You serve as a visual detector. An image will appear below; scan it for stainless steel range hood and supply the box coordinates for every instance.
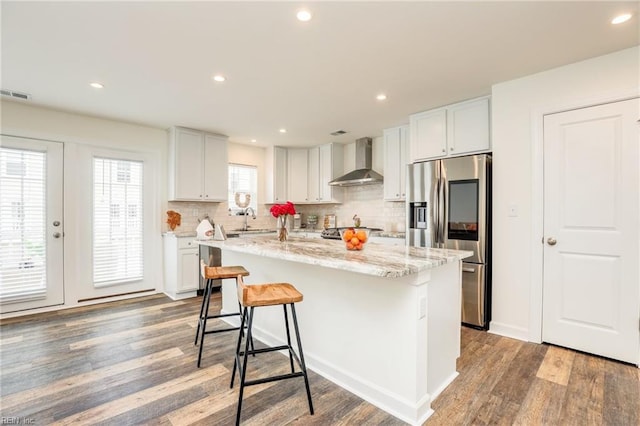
[329,137,383,186]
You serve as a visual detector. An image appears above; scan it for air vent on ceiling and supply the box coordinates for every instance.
[1,89,31,101]
[330,130,347,136]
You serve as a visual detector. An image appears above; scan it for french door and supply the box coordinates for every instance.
[0,136,64,314]
[542,98,639,364]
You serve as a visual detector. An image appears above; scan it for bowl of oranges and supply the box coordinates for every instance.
[339,227,370,251]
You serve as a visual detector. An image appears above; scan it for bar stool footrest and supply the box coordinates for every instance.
[204,326,241,335]
[244,371,305,387]
[206,312,241,320]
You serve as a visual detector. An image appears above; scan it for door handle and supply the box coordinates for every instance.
[462,267,475,273]
[547,237,557,246]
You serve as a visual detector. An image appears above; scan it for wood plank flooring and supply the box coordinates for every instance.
[1,294,638,425]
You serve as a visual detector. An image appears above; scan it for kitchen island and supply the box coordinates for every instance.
[199,235,471,425]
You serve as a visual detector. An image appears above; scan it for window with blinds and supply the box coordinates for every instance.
[93,158,143,287]
[0,148,47,302]
[228,164,258,213]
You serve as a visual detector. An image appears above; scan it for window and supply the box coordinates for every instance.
[0,148,47,300]
[228,164,257,214]
[93,158,143,286]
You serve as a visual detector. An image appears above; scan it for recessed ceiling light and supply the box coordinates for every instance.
[279,128,287,133]
[376,93,387,101]
[251,139,257,143]
[90,82,104,89]
[296,10,312,22]
[612,13,632,24]
[212,74,226,82]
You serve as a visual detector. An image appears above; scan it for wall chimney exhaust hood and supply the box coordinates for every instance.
[329,137,383,187]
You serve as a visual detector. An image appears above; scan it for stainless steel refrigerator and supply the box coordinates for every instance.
[406,154,491,329]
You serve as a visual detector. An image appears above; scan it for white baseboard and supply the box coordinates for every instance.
[488,321,529,342]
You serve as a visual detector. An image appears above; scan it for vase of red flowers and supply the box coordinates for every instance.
[270,201,296,242]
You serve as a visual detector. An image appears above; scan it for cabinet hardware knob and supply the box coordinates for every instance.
[450,147,454,151]
[442,149,445,152]
[53,220,61,227]
[53,232,61,238]
[547,237,557,246]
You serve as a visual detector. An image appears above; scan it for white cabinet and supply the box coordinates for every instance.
[270,143,343,204]
[308,143,343,203]
[383,125,409,201]
[447,97,491,155]
[410,109,447,161]
[265,146,288,203]
[168,126,228,201]
[409,96,490,162]
[163,234,199,300]
[287,148,309,202]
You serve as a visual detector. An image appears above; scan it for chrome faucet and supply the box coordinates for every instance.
[242,207,256,231]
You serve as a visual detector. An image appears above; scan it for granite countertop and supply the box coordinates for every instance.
[373,231,406,239]
[199,234,471,278]
[163,231,197,237]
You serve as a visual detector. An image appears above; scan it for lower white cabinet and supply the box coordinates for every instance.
[163,234,199,300]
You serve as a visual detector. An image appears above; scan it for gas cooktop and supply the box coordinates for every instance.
[320,227,384,240]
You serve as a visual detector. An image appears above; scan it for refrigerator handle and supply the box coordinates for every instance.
[434,176,440,245]
[439,176,447,246]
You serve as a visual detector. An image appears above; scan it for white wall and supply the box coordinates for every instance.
[490,46,639,340]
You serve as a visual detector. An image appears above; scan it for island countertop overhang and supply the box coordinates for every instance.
[198,235,472,278]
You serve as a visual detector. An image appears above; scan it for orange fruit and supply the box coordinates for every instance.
[343,230,354,241]
[346,242,354,250]
[356,230,367,242]
[350,237,359,245]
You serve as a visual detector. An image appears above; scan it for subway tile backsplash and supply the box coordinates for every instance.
[166,185,405,234]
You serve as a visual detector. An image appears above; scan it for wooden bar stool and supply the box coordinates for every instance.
[231,275,314,426]
[195,260,251,368]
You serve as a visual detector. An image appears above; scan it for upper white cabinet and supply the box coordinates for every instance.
[265,146,288,203]
[168,126,228,202]
[266,143,343,204]
[287,148,309,202]
[308,143,343,203]
[383,125,408,201]
[409,96,490,162]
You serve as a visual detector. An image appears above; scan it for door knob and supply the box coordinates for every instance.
[53,220,61,227]
[547,237,557,246]
[53,232,61,238]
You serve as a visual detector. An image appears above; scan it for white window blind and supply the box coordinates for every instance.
[0,147,47,301]
[228,164,258,213]
[93,158,143,286]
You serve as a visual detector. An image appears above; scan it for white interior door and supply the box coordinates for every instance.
[542,98,639,364]
[0,136,64,314]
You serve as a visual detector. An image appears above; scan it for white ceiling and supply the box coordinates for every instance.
[1,1,638,148]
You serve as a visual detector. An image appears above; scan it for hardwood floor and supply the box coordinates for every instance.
[1,294,638,425]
